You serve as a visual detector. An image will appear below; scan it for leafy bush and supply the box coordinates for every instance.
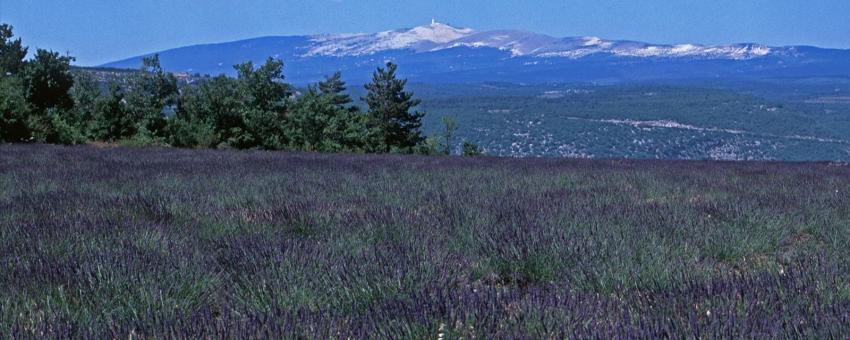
[0,76,29,142]
[166,118,217,148]
[118,127,166,147]
[462,141,483,156]
[26,108,85,145]
[415,136,446,155]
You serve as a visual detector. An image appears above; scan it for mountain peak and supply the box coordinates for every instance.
[402,21,474,43]
[305,21,474,57]
[100,22,848,84]
[425,19,469,31]
[303,24,782,60]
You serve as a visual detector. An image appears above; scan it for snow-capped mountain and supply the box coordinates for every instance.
[102,22,849,84]
[302,22,774,60]
[305,21,475,56]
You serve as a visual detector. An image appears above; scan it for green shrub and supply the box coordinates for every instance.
[462,141,483,156]
[0,76,30,142]
[415,136,445,155]
[166,118,218,148]
[27,108,85,145]
[118,127,166,147]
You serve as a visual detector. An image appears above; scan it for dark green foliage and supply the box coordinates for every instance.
[166,118,217,148]
[415,136,446,155]
[364,62,426,152]
[0,76,29,141]
[90,84,134,141]
[125,55,178,138]
[0,21,442,153]
[69,71,101,137]
[462,141,483,156]
[26,108,85,144]
[242,107,289,149]
[319,71,354,107]
[414,117,458,156]
[2,145,850,337]
[0,24,27,76]
[234,58,292,149]
[0,24,33,142]
[171,63,371,152]
[174,75,243,147]
[21,49,75,112]
[235,58,289,113]
[289,88,344,151]
[171,59,289,150]
[287,74,367,152]
[15,49,81,143]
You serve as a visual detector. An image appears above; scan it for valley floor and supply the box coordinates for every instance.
[1,144,849,337]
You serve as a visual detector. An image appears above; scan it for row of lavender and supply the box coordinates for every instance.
[1,144,849,337]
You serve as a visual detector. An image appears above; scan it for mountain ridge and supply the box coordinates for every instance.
[101,22,850,84]
[299,22,781,60]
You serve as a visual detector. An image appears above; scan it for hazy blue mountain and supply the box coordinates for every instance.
[102,22,850,84]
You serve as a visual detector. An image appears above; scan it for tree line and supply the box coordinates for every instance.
[0,24,482,155]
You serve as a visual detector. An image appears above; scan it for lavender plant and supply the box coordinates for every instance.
[1,144,848,338]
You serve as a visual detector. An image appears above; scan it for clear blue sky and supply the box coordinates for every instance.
[2,0,849,66]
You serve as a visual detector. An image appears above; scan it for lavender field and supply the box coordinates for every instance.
[1,144,849,338]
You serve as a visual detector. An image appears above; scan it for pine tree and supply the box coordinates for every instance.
[318,71,354,107]
[363,62,425,153]
[290,73,367,152]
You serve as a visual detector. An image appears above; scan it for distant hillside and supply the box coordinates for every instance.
[102,22,850,84]
[407,81,850,161]
[71,66,210,86]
